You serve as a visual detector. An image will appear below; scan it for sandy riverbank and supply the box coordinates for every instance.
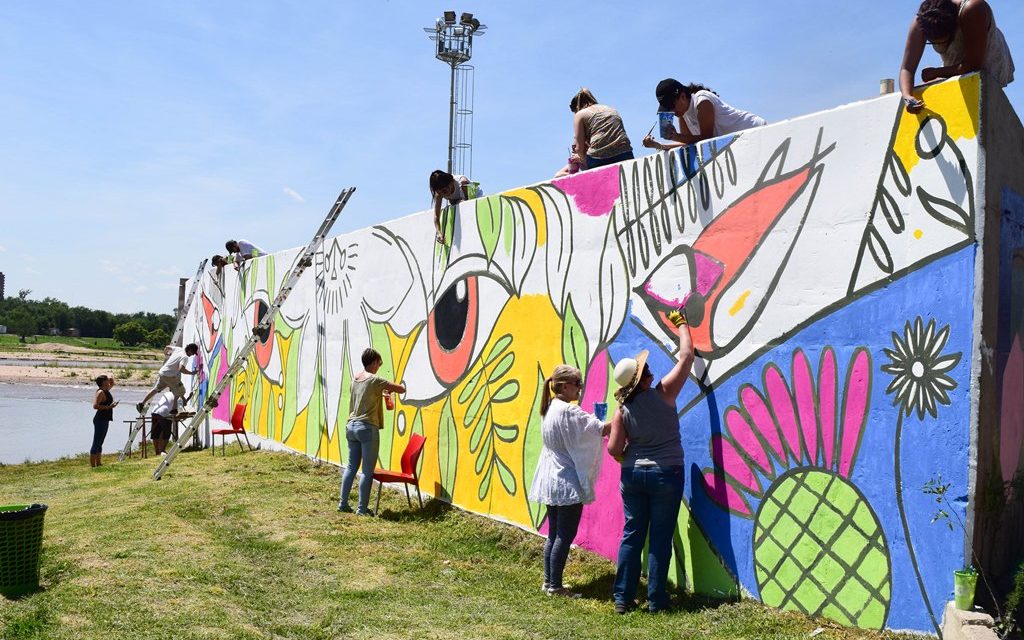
[0,341,163,387]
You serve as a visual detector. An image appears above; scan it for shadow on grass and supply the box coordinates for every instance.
[378,498,453,523]
[572,572,735,613]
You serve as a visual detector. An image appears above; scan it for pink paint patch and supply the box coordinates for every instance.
[792,350,818,465]
[1000,335,1024,483]
[580,350,609,413]
[693,250,724,296]
[711,435,761,494]
[819,349,837,470]
[702,471,752,517]
[212,347,230,422]
[765,365,801,463]
[741,386,785,460]
[573,451,625,560]
[838,349,870,478]
[552,165,621,217]
[725,407,772,474]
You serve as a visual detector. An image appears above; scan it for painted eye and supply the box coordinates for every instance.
[253,298,274,367]
[427,276,479,385]
[201,293,220,348]
[635,245,721,339]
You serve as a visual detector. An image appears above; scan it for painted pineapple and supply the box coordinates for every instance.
[703,347,892,629]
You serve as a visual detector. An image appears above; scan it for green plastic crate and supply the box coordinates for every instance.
[0,503,47,598]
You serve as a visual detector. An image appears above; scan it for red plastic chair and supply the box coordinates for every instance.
[211,403,253,456]
[373,434,427,513]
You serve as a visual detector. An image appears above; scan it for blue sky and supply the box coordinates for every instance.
[1,1,1022,313]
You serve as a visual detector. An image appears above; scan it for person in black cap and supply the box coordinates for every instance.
[642,79,765,151]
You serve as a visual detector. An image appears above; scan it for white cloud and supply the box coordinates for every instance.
[283,186,306,203]
[24,266,39,275]
[134,285,149,294]
[0,244,6,252]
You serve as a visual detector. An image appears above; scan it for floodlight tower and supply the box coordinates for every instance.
[424,11,486,176]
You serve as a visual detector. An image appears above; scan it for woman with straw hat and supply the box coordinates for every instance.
[607,311,694,614]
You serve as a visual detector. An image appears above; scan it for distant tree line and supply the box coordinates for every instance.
[0,289,176,346]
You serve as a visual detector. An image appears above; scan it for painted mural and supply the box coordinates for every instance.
[181,75,988,633]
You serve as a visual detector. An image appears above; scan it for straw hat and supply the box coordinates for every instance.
[613,350,649,403]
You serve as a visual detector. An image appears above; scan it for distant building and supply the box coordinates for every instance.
[64,328,81,337]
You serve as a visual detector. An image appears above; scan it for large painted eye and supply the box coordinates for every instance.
[635,244,721,340]
[253,298,274,367]
[427,276,479,385]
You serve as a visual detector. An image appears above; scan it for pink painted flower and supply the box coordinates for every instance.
[702,347,872,517]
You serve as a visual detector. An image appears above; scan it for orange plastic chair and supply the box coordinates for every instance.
[211,403,253,456]
[372,434,427,513]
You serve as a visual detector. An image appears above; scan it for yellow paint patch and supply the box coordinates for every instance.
[914,229,924,240]
[505,187,547,246]
[729,290,752,317]
[893,74,980,174]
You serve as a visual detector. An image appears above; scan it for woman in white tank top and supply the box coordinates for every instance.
[899,0,1014,113]
[642,78,765,152]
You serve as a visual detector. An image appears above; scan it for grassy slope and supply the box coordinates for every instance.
[0,451,921,640]
[0,336,160,357]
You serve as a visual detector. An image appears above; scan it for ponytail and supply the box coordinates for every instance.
[540,377,555,416]
[683,83,718,97]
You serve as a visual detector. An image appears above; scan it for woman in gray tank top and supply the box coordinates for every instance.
[607,313,695,613]
[569,88,634,171]
[899,0,1014,113]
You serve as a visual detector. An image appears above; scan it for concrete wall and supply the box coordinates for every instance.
[183,74,1017,633]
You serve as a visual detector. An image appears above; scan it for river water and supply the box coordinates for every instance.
[0,382,147,464]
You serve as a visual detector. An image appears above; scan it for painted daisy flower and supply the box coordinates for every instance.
[880,318,961,420]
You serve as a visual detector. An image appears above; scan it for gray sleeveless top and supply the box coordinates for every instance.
[934,0,1014,87]
[620,387,684,468]
[582,104,633,159]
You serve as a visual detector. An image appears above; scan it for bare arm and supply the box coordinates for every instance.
[607,407,626,461]
[573,110,589,168]
[658,323,695,405]
[93,390,115,411]
[383,380,406,394]
[900,19,927,108]
[662,100,716,146]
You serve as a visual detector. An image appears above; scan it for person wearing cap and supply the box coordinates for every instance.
[90,375,118,467]
[528,364,611,598]
[569,88,634,171]
[607,310,694,614]
[899,0,1013,114]
[642,79,765,152]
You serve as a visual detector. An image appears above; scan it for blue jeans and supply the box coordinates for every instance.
[613,465,684,611]
[543,503,583,589]
[586,150,634,170]
[91,417,110,455]
[339,420,380,513]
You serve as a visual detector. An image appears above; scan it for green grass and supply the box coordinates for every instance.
[0,452,921,640]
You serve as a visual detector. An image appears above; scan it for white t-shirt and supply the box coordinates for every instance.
[235,240,265,257]
[159,347,191,378]
[682,90,766,138]
[151,391,176,418]
[527,399,605,506]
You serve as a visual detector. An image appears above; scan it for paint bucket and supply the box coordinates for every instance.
[954,569,977,610]
[593,402,608,421]
[384,393,395,411]
[658,112,675,138]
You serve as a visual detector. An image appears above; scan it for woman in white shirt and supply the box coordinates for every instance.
[642,78,766,151]
[528,364,610,598]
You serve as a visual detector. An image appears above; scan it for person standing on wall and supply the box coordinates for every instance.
[430,170,482,245]
[642,79,765,152]
[136,343,199,413]
[91,375,118,467]
[570,88,634,171]
[899,0,1014,113]
[338,348,406,516]
[607,310,694,614]
[528,364,611,598]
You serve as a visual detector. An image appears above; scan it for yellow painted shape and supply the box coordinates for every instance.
[914,229,924,240]
[382,321,425,469]
[894,75,980,173]
[505,187,547,246]
[729,290,752,317]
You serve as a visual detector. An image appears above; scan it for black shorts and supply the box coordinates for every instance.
[150,414,173,440]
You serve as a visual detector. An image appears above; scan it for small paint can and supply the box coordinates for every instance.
[658,112,675,138]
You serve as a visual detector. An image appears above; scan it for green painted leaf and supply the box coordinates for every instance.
[523,367,548,530]
[490,379,520,404]
[437,395,458,502]
[474,430,492,475]
[487,352,515,384]
[305,358,325,456]
[502,197,516,255]
[485,334,513,366]
[457,368,484,404]
[561,296,590,373]
[468,405,491,453]
[476,195,502,262]
[280,322,301,443]
[368,320,395,465]
[495,454,517,496]
[494,423,519,443]
[463,384,487,428]
[478,462,494,502]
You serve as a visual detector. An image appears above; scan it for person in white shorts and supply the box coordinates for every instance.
[137,343,199,413]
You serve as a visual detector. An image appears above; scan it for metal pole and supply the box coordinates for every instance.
[447,63,456,174]
[176,278,188,346]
